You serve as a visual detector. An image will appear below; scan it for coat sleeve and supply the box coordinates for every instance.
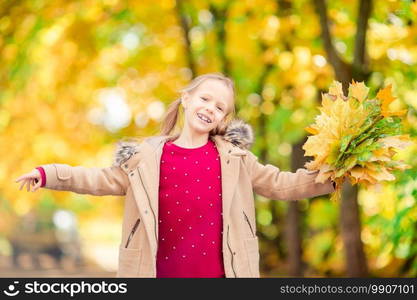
[39,163,129,196]
[243,151,335,201]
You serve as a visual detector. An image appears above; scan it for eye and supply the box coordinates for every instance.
[217,106,223,111]
[200,97,207,101]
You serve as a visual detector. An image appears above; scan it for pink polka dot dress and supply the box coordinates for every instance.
[156,139,225,278]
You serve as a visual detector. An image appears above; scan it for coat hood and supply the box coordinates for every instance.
[113,119,254,166]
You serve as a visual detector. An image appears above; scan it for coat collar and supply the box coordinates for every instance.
[113,119,254,167]
[113,119,254,242]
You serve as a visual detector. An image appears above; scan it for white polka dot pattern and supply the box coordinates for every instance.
[156,139,225,278]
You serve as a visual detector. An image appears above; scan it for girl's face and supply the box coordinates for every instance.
[182,79,233,135]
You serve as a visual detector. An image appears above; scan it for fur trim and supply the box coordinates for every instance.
[113,138,141,167]
[113,119,254,166]
[222,119,254,150]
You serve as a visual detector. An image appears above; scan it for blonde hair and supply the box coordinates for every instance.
[160,72,236,137]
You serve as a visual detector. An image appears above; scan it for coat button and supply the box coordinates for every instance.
[227,160,230,164]
[228,150,231,153]
[233,252,236,255]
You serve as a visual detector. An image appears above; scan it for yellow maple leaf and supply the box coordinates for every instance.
[348,80,369,102]
[365,162,396,182]
[376,84,395,106]
[303,84,370,180]
[382,110,407,117]
[375,84,406,117]
[305,126,319,135]
[328,81,344,98]
[369,147,391,162]
[303,80,412,200]
[377,135,413,150]
[310,163,335,183]
[393,161,411,171]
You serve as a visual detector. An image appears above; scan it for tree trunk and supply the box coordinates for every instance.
[340,181,368,276]
[174,0,196,77]
[275,0,307,277]
[209,1,234,77]
[285,201,302,276]
[286,137,309,276]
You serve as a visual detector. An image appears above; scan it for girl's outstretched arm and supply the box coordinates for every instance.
[16,164,129,196]
[244,151,335,201]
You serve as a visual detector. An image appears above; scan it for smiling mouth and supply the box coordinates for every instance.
[197,113,212,124]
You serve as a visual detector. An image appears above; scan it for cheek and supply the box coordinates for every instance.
[213,113,225,124]
[218,111,227,119]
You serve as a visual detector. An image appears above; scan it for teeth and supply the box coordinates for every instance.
[197,113,211,123]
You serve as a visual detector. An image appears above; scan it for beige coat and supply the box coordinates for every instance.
[39,120,334,277]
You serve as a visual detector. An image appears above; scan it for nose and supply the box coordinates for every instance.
[204,103,215,115]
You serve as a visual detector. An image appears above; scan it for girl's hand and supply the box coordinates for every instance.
[15,169,42,192]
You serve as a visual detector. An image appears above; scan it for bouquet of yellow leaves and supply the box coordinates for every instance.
[302,80,413,201]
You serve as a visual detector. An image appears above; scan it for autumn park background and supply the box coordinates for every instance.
[1,0,417,277]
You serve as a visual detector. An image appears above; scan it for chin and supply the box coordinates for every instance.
[191,122,214,135]
[193,126,212,135]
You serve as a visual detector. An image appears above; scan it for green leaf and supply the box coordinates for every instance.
[357,151,372,162]
[340,135,353,153]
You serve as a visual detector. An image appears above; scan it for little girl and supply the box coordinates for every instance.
[15,72,336,278]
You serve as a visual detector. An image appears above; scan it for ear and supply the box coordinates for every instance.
[181,93,189,109]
